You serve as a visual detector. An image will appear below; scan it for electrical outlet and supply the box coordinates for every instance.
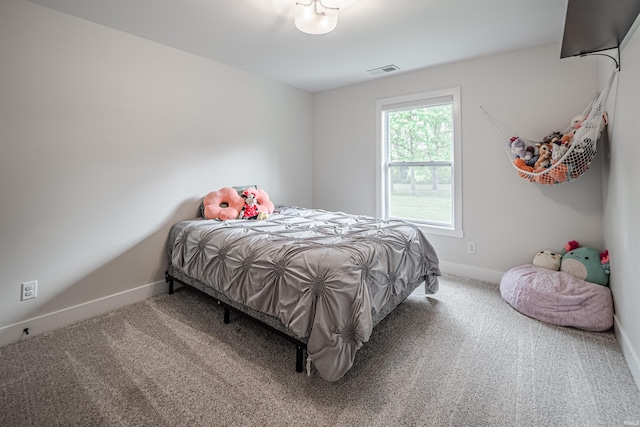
[21,281,37,301]
[467,242,476,254]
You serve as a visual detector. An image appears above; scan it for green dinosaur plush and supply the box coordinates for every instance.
[561,240,610,286]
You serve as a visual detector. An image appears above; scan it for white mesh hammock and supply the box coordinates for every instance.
[482,70,618,185]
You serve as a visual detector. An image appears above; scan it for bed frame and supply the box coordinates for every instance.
[165,264,429,375]
[165,268,308,372]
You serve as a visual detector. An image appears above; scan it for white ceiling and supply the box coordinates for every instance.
[28,0,569,93]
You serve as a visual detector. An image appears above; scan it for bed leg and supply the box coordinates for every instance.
[296,345,304,373]
[165,272,174,295]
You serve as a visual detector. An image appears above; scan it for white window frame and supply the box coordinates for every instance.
[376,87,463,238]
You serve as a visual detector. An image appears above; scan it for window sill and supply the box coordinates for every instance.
[416,223,463,238]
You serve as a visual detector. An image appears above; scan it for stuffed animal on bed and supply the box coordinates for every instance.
[560,240,610,286]
[240,190,260,219]
[242,187,275,215]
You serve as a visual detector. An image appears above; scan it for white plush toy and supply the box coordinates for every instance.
[551,140,569,162]
[510,137,532,161]
[532,250,561,271]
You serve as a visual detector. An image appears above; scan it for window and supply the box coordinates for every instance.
[376,87,462,238]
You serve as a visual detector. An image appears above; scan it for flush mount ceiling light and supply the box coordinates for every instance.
[294,0,340,35]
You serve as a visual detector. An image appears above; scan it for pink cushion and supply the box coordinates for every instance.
[500,264,613,331]
[202,187,245,220]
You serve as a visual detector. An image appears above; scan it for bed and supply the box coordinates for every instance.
[165,206,440,381]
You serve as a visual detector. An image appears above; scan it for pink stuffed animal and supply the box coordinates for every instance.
[570,114,587,130]
[242,187,275,214]
[240,191,260,219]
[202,187,245,220]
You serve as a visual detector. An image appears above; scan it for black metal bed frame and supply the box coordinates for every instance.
[165,272,307,373]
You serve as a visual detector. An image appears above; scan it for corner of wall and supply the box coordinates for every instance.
[614,315,640,392]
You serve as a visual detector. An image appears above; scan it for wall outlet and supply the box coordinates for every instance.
[467,242,476,254]
[21,280,37,301]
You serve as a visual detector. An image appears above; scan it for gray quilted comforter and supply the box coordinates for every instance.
[169,206,440,381]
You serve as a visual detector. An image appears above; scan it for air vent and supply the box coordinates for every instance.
[367,64,400,76]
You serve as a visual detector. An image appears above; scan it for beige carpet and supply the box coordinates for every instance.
[1,274,639,426]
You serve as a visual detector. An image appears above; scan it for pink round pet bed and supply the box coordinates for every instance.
[500,264,613,331]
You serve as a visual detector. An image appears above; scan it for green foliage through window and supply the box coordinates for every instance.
[385,102,454,226]
[388,104,453,163]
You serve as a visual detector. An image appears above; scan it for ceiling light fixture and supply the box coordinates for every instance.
[294,0,340,35]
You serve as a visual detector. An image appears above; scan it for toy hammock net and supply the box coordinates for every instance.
[481,70,617,185]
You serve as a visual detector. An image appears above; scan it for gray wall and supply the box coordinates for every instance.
[0,0,313,334]
[312,43,603,280]
[602,25,640,388]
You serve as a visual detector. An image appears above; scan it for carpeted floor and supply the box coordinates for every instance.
[1,274,639,426]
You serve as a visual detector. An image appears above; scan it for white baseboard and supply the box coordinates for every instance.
[4,270,638,394]
[0,280,169,348]
[614,314,640,392]
[439,261,504,284]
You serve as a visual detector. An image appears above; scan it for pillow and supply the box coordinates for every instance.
[232,185,257,195]
[201,187,245,220]
[500,264,613,331]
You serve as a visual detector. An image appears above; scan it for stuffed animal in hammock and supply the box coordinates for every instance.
[534,142,552,170]
[551,139,569,162]
[509,137,532,161]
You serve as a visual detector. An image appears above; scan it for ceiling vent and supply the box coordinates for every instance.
[367,64,400,76]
